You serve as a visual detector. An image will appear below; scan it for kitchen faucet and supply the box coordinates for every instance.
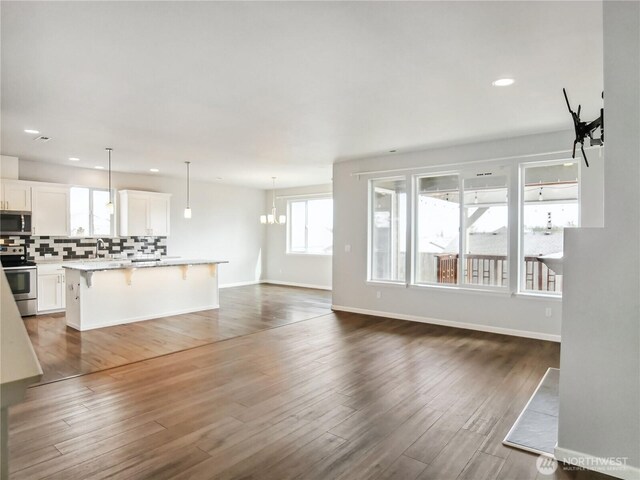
[95,238,106,258]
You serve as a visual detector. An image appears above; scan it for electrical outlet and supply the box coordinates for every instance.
[545,307,552,317]
[376,291,381,299]
[344,244,351,253]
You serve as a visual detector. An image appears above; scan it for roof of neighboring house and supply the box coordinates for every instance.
[428,230,564,256]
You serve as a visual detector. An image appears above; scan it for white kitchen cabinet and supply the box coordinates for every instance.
[37,264,66,313]
[119,190,171,236]
[32,185,70,236]
[0,180,32,211]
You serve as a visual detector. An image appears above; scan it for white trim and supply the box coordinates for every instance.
[331,304,561,342]
[36,308,65,315]
[503,367,558,457]
[554,446,640,480]
[218,280,261,289]
[350,146,598,178]
[67,304,219,331]
[276,192,332,200]
[263,280,331,291]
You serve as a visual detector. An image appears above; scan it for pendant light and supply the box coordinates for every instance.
[105,148,114,215]
[184,161,192,219]
[260,177,286,225]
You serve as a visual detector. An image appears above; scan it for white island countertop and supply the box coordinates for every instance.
[63,258,228,331]
[62,258,228,272]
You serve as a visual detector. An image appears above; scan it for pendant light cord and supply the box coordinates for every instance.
[186,161,191,208]
[106,147,112,203]
[272,177,276,210]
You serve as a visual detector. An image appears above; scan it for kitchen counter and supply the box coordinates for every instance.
[34,255,182,265]
[63,258,228,331]
[62,258,227,272]
[1,270,43,477]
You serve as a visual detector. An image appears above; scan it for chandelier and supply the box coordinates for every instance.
[260,177,286,225]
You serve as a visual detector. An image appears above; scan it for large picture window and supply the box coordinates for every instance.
[462,175,509,287]
[70,187,114,237]
[415,174,460,284]
[370,178,406,282]
[367,159,579,297]
[287,197,333,255]
[520,162,579,294]
[414,173,509,288]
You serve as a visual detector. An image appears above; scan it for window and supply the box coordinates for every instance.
[370,178,406,282]
[414,173,509,288]
[462,175,509,287]
[415,174,460,284]
[367,158,579,297]
[70,187,114,237]
[520,162,579,294]
[287,197,333,255]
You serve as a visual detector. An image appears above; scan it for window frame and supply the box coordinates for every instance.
[366,157,580,299]
[517,159,580,296]
[69,186,116,238]
[286,196,333,256]
[367,176,408,284]
[411,169,511,292]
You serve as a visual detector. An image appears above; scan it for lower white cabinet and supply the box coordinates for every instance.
[37,264,66,313]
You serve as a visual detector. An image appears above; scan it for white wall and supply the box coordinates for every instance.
[263,184,332,289]
[557,2,640,477]
[18,159,266,287]
[332,130,604,340]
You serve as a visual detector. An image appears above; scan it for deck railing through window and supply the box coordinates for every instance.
[428,254,561,292]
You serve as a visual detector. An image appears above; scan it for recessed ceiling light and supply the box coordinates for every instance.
[492,78,515,87]
[564,162,575,167]
[69,157,80,162]
[94,166,104,170]
[24,129,39,134]
[149,168,159,172]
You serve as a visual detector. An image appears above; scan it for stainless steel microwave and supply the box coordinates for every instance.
[0,211,32,235]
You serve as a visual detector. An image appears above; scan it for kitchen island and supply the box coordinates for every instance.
[63,259,227,331]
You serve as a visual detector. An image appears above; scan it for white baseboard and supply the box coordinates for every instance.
[219,280,261,289]
[331,304,561,342]
[555,446,640,480]
[262,280,332,291]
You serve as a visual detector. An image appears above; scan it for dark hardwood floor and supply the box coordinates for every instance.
[24,284,332,384]
[10,301,610,480]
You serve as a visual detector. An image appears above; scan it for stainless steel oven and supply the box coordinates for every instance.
[1,245,37,316]
[0,210,32,235]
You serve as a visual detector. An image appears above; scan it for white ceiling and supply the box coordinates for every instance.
[1,1,603,189]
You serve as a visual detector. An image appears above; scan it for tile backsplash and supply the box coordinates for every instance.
[0,236,167,261]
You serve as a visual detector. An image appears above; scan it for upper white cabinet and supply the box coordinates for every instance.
[32,185,70,236]
[0,180,32,211]
[119,190,171,236]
